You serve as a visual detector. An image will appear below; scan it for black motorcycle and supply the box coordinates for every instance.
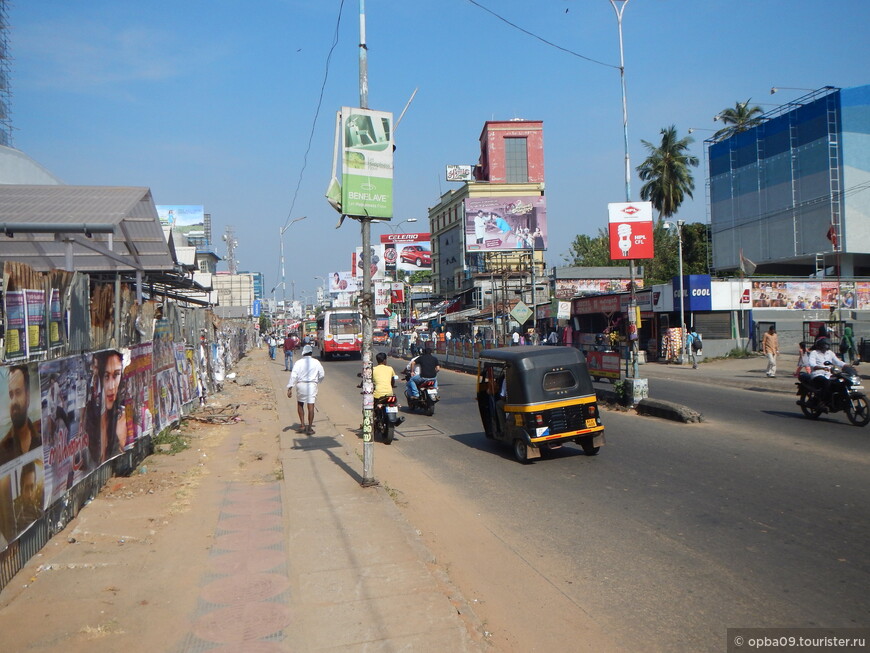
[796,365,870,426]
[373,395,404,444]
[403,372,438,416]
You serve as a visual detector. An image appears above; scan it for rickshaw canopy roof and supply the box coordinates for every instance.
[478,346,596,404]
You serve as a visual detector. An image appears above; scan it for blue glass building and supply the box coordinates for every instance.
[709,85,870,276]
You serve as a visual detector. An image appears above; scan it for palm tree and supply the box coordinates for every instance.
[713,99,764,140]
[636,125,699,220]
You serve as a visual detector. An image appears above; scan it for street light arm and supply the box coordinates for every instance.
[281,215,307,234]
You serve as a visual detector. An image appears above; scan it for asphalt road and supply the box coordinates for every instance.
[326,354,870,651]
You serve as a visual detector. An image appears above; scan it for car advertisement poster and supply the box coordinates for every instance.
[607,202,654,260]
[341,107,394,219]
[380,233,432,272]
[465,196,548,252]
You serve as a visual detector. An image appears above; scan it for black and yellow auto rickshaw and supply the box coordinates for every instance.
[475,346,605,463]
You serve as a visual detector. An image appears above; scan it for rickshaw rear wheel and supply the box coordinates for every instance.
[579,435,600,456]
[513,439,530,463]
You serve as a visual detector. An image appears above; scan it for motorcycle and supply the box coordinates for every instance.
[796,365,870,426]
[373,395,404,444]
[403,371,438,416]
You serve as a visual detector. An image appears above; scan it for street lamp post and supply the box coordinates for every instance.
[280,216,307,317]
[610,0,641,381]
[664,220,686,363]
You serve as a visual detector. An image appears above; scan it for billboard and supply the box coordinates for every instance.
[341,107,394,219]
[329,271,361,294]
[554,278,641,300]
[156,205,207,242]
[446,165,473,182]
[464,196,548,252]
[352,246,387,281]
[380,233,432,272]
[608,202,654,260]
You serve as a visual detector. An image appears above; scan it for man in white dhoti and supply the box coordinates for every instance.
[287,345,325,434]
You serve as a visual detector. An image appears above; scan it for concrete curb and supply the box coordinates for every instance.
[635,398,704,423]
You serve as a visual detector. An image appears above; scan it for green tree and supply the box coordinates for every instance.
[563,230,617,267]
[407,269,432,285]
[713,99,764,140]
[637,126,699,220]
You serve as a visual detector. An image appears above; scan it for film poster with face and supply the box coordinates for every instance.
[0,363,45,547]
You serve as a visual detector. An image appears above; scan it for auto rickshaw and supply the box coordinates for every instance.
[475,346,605,463]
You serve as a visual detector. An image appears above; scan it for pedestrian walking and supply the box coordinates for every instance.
[762,325,779,377]
[283,332,299,371]
[511,331,520,346]
[287,345,325,434]
[686,328,702,369]
[839,326,857,364]
[268,333,278,360]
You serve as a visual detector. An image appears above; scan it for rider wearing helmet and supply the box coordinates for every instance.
[808,338,847,403]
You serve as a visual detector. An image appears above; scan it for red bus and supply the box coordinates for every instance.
[317,308,362,360]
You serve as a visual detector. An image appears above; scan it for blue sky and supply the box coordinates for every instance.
[11,1,870,301]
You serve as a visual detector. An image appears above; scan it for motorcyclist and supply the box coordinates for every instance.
[808,338,848,404]
[373,352,398,400]
[406,347,439,398]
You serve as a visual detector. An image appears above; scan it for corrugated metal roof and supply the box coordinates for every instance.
[0,185,175,272]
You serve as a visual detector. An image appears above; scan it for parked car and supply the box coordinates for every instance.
[399,245,431,267]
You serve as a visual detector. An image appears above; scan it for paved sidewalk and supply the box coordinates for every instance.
[272,360,486,651]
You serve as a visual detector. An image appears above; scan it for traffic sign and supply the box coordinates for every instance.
[510,300,533,324]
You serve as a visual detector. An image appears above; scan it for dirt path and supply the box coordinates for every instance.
[0,353,282,651]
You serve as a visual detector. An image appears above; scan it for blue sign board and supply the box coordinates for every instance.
[252,299,262,317]
[672,275,712,312]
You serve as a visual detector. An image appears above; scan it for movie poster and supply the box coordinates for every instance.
[25,289,47,356]
[125,343,154,445]
[0,363,45,544]
[49,288,64,349]
[39,355,93,504]
[3,291,27,361]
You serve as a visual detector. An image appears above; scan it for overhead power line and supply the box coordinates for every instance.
[465,0,618,70]
[282,0,346,232]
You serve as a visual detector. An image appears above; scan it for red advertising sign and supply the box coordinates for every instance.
[585,350,622,380]
[607,202,655,260]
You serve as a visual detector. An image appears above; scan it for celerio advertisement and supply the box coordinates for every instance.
[380,233,432,272]
[341,107,394,219]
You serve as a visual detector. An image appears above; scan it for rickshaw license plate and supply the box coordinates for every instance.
[585,418,597,428]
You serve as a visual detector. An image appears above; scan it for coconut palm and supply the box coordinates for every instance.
[636,125,699,220]
[713,99,764,140]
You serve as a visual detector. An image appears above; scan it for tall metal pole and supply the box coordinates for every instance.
[280,229,286,313]
[610,0,638,379]
[677,220,686,364]
[358,0,376,486]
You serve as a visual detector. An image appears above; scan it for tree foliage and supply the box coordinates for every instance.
[636,125,699,220]
[713,99,764,140]
[563,221,710,286]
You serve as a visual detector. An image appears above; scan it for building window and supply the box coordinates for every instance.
[505,137,528,183]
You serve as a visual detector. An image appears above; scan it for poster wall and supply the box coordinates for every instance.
[464,196,548,252]
[750,280,868,309]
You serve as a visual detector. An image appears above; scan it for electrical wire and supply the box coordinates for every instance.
[281,0,346,233]
[465,0,618,70]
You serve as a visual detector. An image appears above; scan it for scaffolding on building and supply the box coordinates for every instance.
[0,0,13,146]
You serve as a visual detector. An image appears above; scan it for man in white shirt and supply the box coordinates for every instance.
[287,345,325,434]
[808,338,847,404]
